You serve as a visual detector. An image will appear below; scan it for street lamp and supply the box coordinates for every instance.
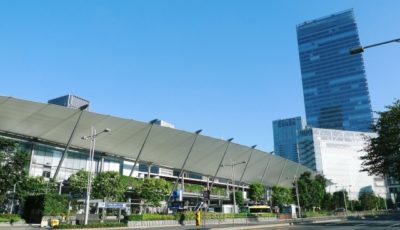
[81,127,111,225]
[287,176,301,218]
[220,160,246,214]
[349,38,400,55]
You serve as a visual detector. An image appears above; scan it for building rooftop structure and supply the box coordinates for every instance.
[48,94,90,111]
[0,96,315,187]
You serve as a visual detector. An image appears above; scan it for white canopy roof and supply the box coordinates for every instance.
[0,96,315,187]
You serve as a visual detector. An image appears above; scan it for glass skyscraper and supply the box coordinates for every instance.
[296,9,373,132]
[273,117,306,163]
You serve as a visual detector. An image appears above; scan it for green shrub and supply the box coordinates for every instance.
[0,214,22,222]
[23,194,68,223]
[211,187,226,195]
[303,211,331,218]
[143,214,175,221]
[127,213,176,221]
[251,213,276,218]
[178,212,195,220]
[127,211,275,222]
[184,184,204,193]
[43,194,68,216]
[54,221,127,229]
[127,214,143,221]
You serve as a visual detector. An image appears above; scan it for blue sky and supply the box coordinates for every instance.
[1,1,399,152]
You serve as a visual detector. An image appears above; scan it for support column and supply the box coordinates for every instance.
[28,143,36,177]
[100,156,105,173]
[147,163,152,179]
[276,160,288,185]
[129,120,157,181]
[167,130,202,202]
[260,156,272,184]
[53,105,88,181]
[209,138,233,191]
[226,181,230,197]
[181,172,185,191]
[238,145,256,185]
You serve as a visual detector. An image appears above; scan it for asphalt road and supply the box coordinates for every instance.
[138,215,400,230]
[272,220,400,230]
[258,215,400,230]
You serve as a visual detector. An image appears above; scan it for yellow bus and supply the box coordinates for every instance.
[248,205,272,214]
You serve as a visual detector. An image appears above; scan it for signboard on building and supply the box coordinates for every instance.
[98,202,128,209]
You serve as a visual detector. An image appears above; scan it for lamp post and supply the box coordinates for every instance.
[349,38,400,55]
[221,160,246,214]
[81,127,111,225]
[347,185,353,212]
[294,176,301,218]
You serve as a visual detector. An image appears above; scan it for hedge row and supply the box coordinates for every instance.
[54,221,127,229]
[303,211,332,218]
[127,213,176,221]
[127,212,276,221]
[0,214,22,222]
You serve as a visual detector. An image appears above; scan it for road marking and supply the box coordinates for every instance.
[389,223,400,228]
[355,223,368,226]
[313,219,343,223]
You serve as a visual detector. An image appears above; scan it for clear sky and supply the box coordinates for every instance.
[0,0,399,152]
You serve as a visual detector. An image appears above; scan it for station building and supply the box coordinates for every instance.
[0,96,314,206]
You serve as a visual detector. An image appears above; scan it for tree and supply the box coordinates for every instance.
[296,173,312,210]
[361,100,400,182]
[332,190,348,209]
[309,174,327,209]
[67,170,89,195]
[230,191,244,206]
[0,138,29,208]
[358,191,385,210]
[297,172,327,210]
[271,186,293,207]
[17,176,57,198]
[248,183,264,204]
[135,178,171,206]
[92,171,128,202]
[321,193,334,211]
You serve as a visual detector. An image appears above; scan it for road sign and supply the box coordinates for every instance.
[98,202,127,209]
[172,190,183,201]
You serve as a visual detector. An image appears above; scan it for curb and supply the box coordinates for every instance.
[210,223,290,230]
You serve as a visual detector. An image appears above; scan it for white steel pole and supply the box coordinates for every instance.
[84,127,96,225]
[232,160,236,214]
[294,176,301,218]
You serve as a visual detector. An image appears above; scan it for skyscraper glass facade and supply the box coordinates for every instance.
[297,9,373,132]
[273,117,306,163]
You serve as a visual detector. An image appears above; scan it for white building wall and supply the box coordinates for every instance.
[308,128,387,200]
